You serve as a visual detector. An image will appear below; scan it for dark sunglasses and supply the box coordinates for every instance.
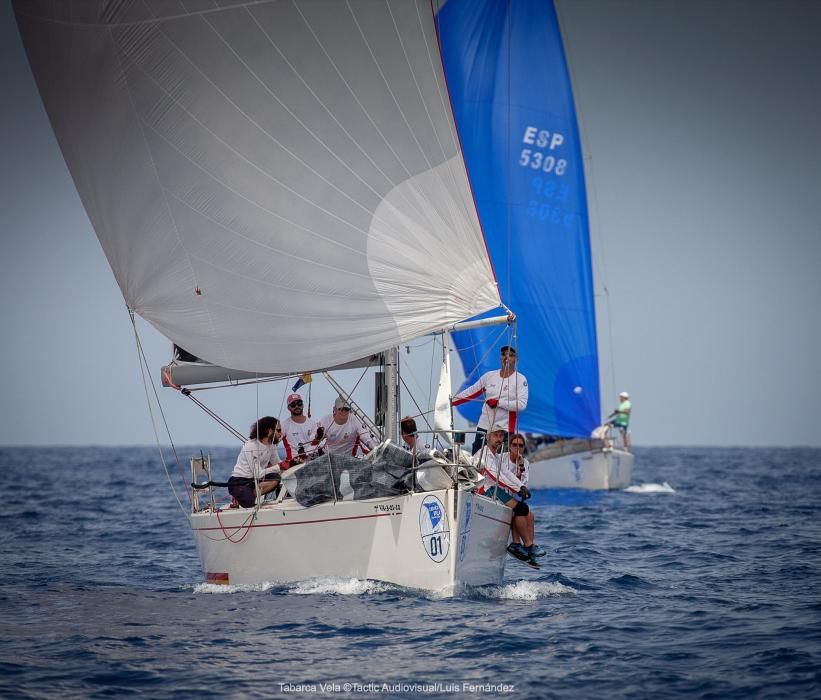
[288,401,303,408]
[510,441,525,447]
[338,406,351,412]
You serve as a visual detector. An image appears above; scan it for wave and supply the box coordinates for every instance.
[624,482,676,494]
[479,580,577,600]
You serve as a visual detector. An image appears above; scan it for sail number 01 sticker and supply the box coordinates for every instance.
[419,495,450,563]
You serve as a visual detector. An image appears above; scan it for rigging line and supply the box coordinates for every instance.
[398,374,434,434]
[398,347,434,408]
[214,508,257,543]
[143,19,432,254]
[183,390,246,442]
[460,324,510,382]
[129,311,190,517]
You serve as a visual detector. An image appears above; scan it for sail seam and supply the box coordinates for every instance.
[109,24,228,367]
[244,3,441,235]
[145,11,451,252]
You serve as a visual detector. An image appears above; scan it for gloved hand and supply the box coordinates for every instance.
[315,427,325,440]
[486,398,499,409]
[518,485,531,500]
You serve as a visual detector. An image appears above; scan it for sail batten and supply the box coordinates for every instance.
[16,0,500,373]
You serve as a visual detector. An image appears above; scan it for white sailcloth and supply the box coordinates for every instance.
[433,341,453,446]
[15,0,499,373]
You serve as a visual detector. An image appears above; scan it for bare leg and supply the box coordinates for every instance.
[512,515,533,548]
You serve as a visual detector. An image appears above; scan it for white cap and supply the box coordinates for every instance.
[489,422,508,433]
[619,391,630,399]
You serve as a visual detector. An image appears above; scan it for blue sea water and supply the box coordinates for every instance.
[1,446,819,699]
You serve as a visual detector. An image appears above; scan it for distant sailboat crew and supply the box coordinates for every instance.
[606,392,632,451]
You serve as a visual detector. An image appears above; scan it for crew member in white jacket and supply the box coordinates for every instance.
[452,345,528,454]
[498,432,540,554]
[228,416,284,508]
[280,393,321,467]
[317,396,375,457]
[472,426,544,563]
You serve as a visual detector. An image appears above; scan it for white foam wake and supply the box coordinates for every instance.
[192,581,278,594]
[290,577,393,596]
[623,482,675,494]
[481,580,577,600]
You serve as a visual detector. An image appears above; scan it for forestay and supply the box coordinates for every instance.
[16,0,499,373]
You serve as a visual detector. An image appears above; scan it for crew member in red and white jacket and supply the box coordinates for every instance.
[280,393,321,468]
[316,396,375,457]
[452,345,528,454]
[471,425,543,562]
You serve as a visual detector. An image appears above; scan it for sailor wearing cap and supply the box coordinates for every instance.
[316,396,376,457]
[605,391,632,450]
[280,392,321,467]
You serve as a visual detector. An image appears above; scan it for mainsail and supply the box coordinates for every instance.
[15,0,500,373]
[435,0,601,437]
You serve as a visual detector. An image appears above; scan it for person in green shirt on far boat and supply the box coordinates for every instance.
[606,391,632,451]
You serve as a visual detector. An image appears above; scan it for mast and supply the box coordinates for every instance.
[385,347,400,443]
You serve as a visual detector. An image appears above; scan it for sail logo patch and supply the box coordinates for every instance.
[419,495,449,563]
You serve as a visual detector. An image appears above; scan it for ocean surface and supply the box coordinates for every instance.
[1,446,819,699]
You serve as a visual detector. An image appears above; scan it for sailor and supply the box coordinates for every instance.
[400,416,419,453]
[280,393,321,467]
[472,425,544,564]
[606,391,632,450]
[227,416,284,508]
[499,432,542,556]
[316,396,376,457]
[400,415,432,455]
[452,345,528,454]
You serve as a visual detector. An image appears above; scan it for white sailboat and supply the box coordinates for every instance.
[15,0,520,592]
[436,1,634,489]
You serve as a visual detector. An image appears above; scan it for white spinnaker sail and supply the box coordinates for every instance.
[15,0,499,373]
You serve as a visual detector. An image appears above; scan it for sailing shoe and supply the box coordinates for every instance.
[524,553,541,570]
[528,544,546,558]
[506,543,529,562]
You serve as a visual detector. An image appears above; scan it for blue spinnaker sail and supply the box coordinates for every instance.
[436,0,600,437]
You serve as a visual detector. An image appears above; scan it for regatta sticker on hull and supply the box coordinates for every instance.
[419,495,450,563]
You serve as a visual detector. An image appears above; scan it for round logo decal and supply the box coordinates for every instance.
[419,495,450,563]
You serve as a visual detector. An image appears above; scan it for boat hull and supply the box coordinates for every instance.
[527,449,634,490]
[189,488,511,594]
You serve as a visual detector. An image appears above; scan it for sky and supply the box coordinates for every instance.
[1,0,819,447]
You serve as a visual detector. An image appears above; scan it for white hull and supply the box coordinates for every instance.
[190,488,512,594]
[527,448,634,490]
